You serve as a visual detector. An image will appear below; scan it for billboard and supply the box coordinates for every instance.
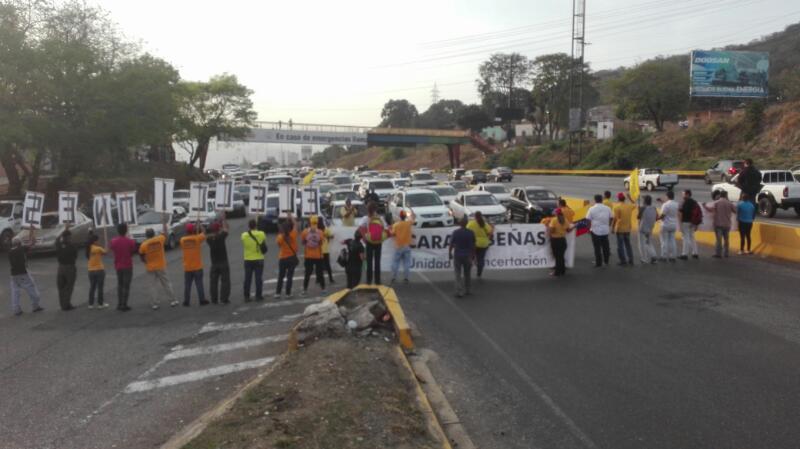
[690,50,769,98]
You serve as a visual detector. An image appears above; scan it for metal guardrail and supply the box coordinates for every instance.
[513,169,706,177]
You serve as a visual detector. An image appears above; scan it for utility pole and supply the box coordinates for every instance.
[568,0,586,168]
[431,82,440,104]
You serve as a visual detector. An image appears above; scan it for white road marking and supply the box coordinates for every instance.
[198,313,301,334]
[263,276,304,285]
[165,335,288,360]
[236,297,320,312]
[124,357,275,393]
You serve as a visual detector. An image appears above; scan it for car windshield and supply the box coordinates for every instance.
[138,211,163,225]
[413,173,434,180]
[317,184,336,194]
[331,176,351,185]
[236,185,250,193]
[497,167,511,173]
[465,195,498,206]
[41,215,59,229]
[267,177,293,185]
[470,171,486,176]
[449,181,467,190]
[431,187,456,196]
[370,181,394,190]
[732,161,745,169]
[0,203,13,217]
[406,193,442,207]
[526,189,557,200]
[334,191,357,201]
[484,185,508,194]
[174,191,190,199]
[393,180,409,187]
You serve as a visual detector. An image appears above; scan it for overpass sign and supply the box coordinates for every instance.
[224,122,369,146]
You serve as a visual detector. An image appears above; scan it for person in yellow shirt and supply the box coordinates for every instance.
[241,219,267,302]
[139,219,178,310]
[466,211,493,278]
[180,222,208,306]
[275,213,299,298]
[85,232,109,309]
[612,192,637,266]
[547,208,573,277]
[390,210,415,283]
[301,215,325,296]
[318,219,335,284]
[558,199,575,224]
[340,198,357,227]
[602,191,613,207]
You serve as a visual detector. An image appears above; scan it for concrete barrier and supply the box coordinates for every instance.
[327,285,415,351]
[513,169,706,178]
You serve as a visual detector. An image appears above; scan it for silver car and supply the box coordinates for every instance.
[16,212,94,252]
[128,207,190,249]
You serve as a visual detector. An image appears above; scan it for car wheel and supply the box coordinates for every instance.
[704,175,712,185]
[646,182,655,191]
[758,197,776,218]
[168,233,178,250]
[0,229,12,251]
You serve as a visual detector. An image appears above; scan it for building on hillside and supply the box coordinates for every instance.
[514,121,534,142]
[587,105,622,140]
[481,126,506,142]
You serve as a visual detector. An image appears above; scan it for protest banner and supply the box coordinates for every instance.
[22,191,45,229]
[154,178,175,214]
[93,194,114,228]
[58,191,79,225]
[248,181,269,215]
[278,184,296,214]
[300,186,320,217]
[116,191,138,225]
[215,180,235,211]
[189,182,209,219]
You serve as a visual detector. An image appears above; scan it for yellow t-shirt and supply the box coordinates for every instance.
[139,235,167,272]
[466,220,493,249]
[391,220,414,248]
[241,230,267,261]
[321,228,334,254]
[88,244,106,271]
[340,206,357,227]
[562,206,575,224]
[180,233,206,272]
[613,202,637,233]
[548,217,570,238]
[603,198,612,208]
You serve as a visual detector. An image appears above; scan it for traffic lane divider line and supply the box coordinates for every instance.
[235,297,319,313]
[199,314,301,333]
[165,335,289,360]
[124,357,276,393]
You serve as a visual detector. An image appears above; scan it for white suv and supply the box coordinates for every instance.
[449,191,508,224]
[713,169,800,217]
[0,200,24,250]
[388,189,453,228]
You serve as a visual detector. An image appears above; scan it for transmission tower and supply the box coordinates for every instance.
[431,82,441,104]
[568,0,586,168]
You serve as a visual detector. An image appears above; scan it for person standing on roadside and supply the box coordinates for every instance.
[86,232,108,309]
[678,190,700,260]
[340,198,357,227]
[737,193,756,255]
[547,208,572,277]
[637,195,659,264]
[704,190,737,258]
[318,219,335,284]
[602,190,613,207]
[658,191,679,262]
[180,222,208,306]
[55,229,78,311]
[139,221,178,310]
[241,219,267,302]
[346,230,365,288]
[275,214,299,298]
[206,218,231,305]
[449,217,475,298]
[390,210,415,283]
[110,223,136,311]
[586,194,613,267]
[9,234,43,316]
[558,198,575,223]
[611,193,636,266]
[466,211,492,278]
[301,215,326,296]
[359,201,388,285]
[736,158,762,205]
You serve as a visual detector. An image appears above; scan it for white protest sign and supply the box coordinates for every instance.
[278,184,296,214]
[328,224,575,272]
[93,193,114,228]
[154,178,175,214]
[22,191,45,229]
[116,191,138,225]
[189,182,209,216]
[58,191,79,225]
[248,181,269,215]
[300,186,320,217]
[215,180,235,211]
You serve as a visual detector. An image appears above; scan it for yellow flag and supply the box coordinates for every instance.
[302,170,315,186]
[629,168,640,201]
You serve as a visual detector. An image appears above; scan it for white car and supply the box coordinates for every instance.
[129,206,190,249]
[173,189,190,210]
[449,191,507,224]
[388,189,454,228]
[712,170,800,217]
[0,200,24,250]
[358,179,396,202]
[392,178,411,189]
[475,183,512,205]
[410,172,438,186]
[427,185,458,206]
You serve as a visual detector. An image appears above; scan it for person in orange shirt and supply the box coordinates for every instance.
[390,210,415,283]
[139,218,178,310]
[85,232,109,309]
[180,222,208,306]
[301,215,325,296]
[275,213,299,298]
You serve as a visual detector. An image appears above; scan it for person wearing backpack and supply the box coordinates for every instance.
[275,213,299,298]
[344,230,365,288]
[358,201,388,285]
[301,215,326,296]
[241,219,267,302]
[678,189,700,260]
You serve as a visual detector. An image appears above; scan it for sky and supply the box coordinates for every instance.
[93,0,799,167]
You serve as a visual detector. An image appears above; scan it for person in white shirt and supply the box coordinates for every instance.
[658,190,680,262]
[586,194,613,267]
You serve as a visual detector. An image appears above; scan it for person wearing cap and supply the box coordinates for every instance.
[611,192,636,266]
[390,209,415,283]
[206,217,230,304]
[8,234,43,316]
[139,218,178,310]
[547,208,573,276]
[180,222,208,306]
[301,215,326,296]
[241,218,267,302]
[55,228,78,311]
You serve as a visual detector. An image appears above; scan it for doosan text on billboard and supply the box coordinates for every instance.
[690,50,769,98]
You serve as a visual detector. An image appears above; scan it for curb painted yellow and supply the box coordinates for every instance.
[513,168,705,177]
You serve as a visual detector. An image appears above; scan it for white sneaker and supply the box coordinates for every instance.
[99,303,109,309]
[285,293,293,299]
[300,290,307,297]
[88,305,95,310]
[151,305,160,310]
[169,300,179,307]
[274,293,282,300]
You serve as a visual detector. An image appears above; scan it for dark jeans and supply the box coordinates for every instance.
[346,265,362,289]
[276,257,298,295]
[88,270,105,305]
[304,258,325,291]
[322,253,334,282]
[453,255,472,296]
[365,243,382,285]
[591,232,610,266]
[184,270,206,304]
[615,232,634,264]
[739,221,753,251]
[551,237,567,276]
[57,264,77,310]
[243,260,264,299]
[116,268,133,308]
[475,247,488,277]
[209,263,231,303]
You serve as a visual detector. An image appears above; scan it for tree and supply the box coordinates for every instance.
[612,58,689,131]
[379,99,418,128]
[310,144,348,167]
[177,73,257,170]
[477,53,533,114]
[417,99,464,129]
[456,104,491,133]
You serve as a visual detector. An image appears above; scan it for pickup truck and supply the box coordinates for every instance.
[623,168,679,191]
[0,200,24,250]
[712,170,800,217]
